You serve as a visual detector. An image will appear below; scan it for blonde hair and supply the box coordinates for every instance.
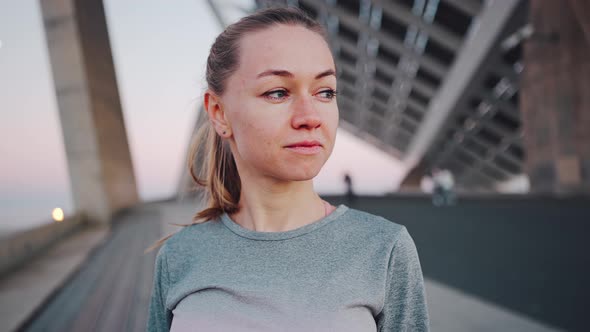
[144,6,330,254]
[144,121,240,253]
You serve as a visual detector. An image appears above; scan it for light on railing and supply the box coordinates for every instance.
[52,208,64,222]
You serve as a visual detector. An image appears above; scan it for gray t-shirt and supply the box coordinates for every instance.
[147,204,429,331]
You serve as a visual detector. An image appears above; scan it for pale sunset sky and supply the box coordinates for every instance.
[0,0,407,234]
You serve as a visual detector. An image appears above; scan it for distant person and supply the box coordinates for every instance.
[145,7,429,332]
[343,172,355,203]
[431,168,455,206]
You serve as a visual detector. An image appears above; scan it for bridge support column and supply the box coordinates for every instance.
[521,0,590,195]
[40,0,139,224]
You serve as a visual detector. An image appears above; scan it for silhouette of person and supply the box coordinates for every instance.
[344,172,355,204]
[431,168,455,206]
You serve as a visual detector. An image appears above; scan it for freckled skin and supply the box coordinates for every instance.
[221,24,339,183]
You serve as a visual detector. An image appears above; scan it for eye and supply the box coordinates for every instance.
[317,89,338,100]
[263,89,289,101]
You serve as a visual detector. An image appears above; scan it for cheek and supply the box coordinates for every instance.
[233,116,282,162]
[323,106,339,141]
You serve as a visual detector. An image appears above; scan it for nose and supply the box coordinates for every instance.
[291,94,322,130]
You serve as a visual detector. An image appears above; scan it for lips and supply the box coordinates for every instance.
[285,140,322,148]
[284,140,323,155]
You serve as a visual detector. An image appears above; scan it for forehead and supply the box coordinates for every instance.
[235,24,335,80]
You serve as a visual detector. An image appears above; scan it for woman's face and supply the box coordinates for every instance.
[220,24,339,182]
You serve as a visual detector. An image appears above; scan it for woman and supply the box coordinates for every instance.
[147,7,429,332]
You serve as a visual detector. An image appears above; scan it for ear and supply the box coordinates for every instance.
[204,90,231,137]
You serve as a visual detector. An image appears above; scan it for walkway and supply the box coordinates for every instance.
[5,195,586,331]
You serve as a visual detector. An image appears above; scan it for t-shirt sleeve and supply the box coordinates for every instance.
[147,244,173,332]
[375,226,430,331]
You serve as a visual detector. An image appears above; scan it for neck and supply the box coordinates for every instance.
[230,176,328,232]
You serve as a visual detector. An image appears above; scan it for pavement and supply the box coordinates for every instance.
[0,225,109,332]
[426,278,559,331]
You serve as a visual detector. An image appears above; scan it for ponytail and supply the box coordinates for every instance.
[144,120,241,254]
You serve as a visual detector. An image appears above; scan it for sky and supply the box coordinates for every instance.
[0,0,407,234]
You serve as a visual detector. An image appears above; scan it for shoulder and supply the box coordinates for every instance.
[157,219,220,257]
[340,206,406,234]
[338,206,410,247]
[339,209,422,278]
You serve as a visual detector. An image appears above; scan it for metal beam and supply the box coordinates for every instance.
[337,79,429,138]
[376,0,463,50]
[338,60,434,112]
[403,0,521,172]
[338,87,423,156]
[452,145,515,179]
[443,0,482,17]
[477,90,520,122]
[323,2,448,78]
[338,115,406,161]
[337,39,437,98]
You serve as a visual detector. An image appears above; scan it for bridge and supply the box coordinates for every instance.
[1,0,589,331]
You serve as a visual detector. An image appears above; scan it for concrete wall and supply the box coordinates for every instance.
[522,0,590,194]
[40,0,139,224]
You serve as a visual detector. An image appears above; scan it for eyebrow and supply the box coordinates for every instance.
[256,69,336,80]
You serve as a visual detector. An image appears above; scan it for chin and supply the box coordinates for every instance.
[288,172,319,182]
[279,161,324,181]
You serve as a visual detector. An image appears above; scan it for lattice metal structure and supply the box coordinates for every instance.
[423,2,528,191]
[255,0,528,191]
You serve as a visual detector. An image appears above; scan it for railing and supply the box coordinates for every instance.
[0,213,87,278]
